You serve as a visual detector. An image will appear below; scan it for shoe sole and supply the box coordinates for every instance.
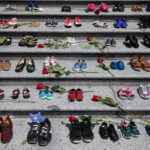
[122,133,132,139]
[82,138,92,143]
[80,68,88,72]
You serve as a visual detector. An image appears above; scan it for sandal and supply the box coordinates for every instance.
[130,57,142,71]
[118,87,127,100]
[23,88,30,99]
[3,60,11,71]
[139,56,150,72]
[126,88,135,100]
[0,60,4,71]
[26,57,35,73]
[28,22,34,27]
[93,21,107,28]
[137,5,143,11]
[12,88,20,99]
[15,57,26,72]
[132,6,137,11]
[33,22,40,27]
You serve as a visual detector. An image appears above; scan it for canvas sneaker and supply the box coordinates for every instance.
[64,17,72,27]
[74,17,82,26]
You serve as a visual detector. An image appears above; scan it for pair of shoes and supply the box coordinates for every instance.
[19,35,37,47]
[113,4,124,12]
[100,3,109,12]
[27,118,52,146]
[132,5,143,12]
[42,56,57,74]
[118,87,135,100]
[99,122,119,142]
[105,39,116,47]
[15,57,35,73]
[0,19,9,27]
[65,17,82,27]
[143,35,150,48]
[0,115,13,143]
[28,22,40,27]
[0,60,11,71]
[114,18,127,28]
[28,1,38,9]
[68,89,83,101]
[120,120,140,139]
[93,20,107,28]
[45,18,58,27]
[0,89,4,99]
[6,4,16,10]
[61,6,71,12]
[72,60,87,72]
[69,116,94,144]
[0,37,11,45]
[146,4,150,12]
[130,56,150,72]
[66,37,76,45]
[110,61,125,70]
[137,85,150,99]
[124,35,139,48]
[138,17,150,29]
[39,88,53,100]
[11,88,30,99]
[145,122,150,135]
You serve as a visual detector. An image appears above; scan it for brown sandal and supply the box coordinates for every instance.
[33,22,40,27]
[0,60,4,71]
[137,5,143,11]
[28,22,34,27]
[3,60,11,71]
[132,6,137,11]
[139,56,150,71]
[130,57,142,71]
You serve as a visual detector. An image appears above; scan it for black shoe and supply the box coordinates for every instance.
[81,118,94,143]
[130,36,139,48]
[118,4,124,12]
[38,118,52,146]
[139,17,148,29]
[143,35,150,47]
[125,35,132,48]
[112,4,119,12]
[15,57,26,72]
[69,120,81,144]
[108,124,119,142]
[27,122,41,144]
[99,122,109,139]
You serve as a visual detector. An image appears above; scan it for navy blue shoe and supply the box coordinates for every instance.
[121,18,127,28]
[34,2,39,9]
[117,61,125,70]
[28,1,33,9]
[146,4,150,12]
[114,18,121,28]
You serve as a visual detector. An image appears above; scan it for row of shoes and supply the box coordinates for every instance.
[0,60,11,71]
[68,89,84,101]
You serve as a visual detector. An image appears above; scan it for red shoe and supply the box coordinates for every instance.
[64,17,72,27]
[74,17,82,26]
[68,89,76,101]
[1,115,13,143]
[76,89,83,101]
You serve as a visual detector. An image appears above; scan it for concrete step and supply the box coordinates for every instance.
[0,117,149,150]
[0,58,150,80]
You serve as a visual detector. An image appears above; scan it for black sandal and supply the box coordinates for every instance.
[12,88,20,99]
[23,88,30,99]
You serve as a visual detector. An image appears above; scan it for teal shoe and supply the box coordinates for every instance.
[47,89,53,100]
[120,121,132,139]
[129,121,140,137]
[39,89,47,99]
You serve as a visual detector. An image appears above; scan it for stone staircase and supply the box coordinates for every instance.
[0,0,150,149]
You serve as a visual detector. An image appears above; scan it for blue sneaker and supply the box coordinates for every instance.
[39,89,47,99]
[110,61,118,70]
[120,121,132,139]
[117,61,125,70]
[121,18,128,28]
[72,60,80,71]
[145,122,150,135]
[146,4,150,12]
[114,18,121,28]
[34,2,39,9]
[129,121,140,137]
[47,89,53,100]
[80,60,88,72]
[28,1,33,9]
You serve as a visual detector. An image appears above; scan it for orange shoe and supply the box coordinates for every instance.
[74,17,82,26]
[64,17,72,27]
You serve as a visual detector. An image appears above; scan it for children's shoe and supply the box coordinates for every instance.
[74,17,81,27]
[100,3,108,12]
[72,60,80,71]
[68,89,76,101]
[145,122,150,135]
[39,89,47,99]
[34,2,39,9]
[126,88,135,100]
[146,4,150,12]
[129,121,140,137]
[114,18,121,28]
[108,124,119,142]
[76,89,83,101]
[0,89,4,99]
[64,17,72,28]
[28,1,33,9]
[117,61,125,70]
[120,120,132,139]
[70,120,82,144]
[121,18,128,28]
[47,89,53,100]
[80,60,87,72]
[118,87,127,100]
[88,3,95,11]
[45,18,52,27]
[81,117,94,143]
[110,61,118,70]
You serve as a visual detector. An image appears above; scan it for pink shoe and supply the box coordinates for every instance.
[118,87,127,100]
[126,88,135,100]
[88,3,95,11]
[100,3,108,12]
[9,18,17,26]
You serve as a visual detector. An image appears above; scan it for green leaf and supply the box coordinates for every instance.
[84,45,91,49]
[62,42,69,49]
[25,6,30,11]
[52,65,61,72]
[102,97,116,107]
[21,140,27,145]
[84,9,90,13]
[65,71,71,76]
[58,69,65,75]
[55,73,61,78]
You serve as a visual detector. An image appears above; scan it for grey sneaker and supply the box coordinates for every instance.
[105,39,111,46]
[137,85,149,99]
[111,39,116,47]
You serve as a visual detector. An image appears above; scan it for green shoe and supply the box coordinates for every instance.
[0,37,6,45]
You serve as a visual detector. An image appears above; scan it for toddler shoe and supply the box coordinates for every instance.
[80,60,87,72]
[72,60,80,71]
[145,122,150,135]
[64,17,72,28]
[88,3,95,11]
[100,3,108,12]
[129,121,140,137]
[40,89,47,99]
[47,89,53,100]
